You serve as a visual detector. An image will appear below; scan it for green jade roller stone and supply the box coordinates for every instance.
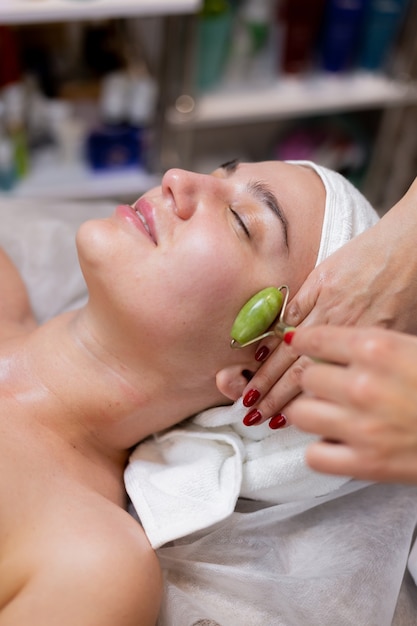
[231,287,283,345]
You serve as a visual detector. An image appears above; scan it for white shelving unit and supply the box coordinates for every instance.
[0,0,201,200]
[0,0,202,23]
[162,2,417,208]
[0,151,161,201]
[2,157,160,200]
[168,72,417,128]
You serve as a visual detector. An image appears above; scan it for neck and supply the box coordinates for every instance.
[1,308,221,469]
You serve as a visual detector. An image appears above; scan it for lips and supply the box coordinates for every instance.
[133,198,157,244]
[116,200,157,244]
[134,206,152,236]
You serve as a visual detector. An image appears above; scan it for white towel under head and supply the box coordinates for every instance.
[125,400,350,548]
[125,161,380,549]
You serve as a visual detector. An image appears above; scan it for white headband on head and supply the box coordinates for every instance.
[287,160,379,266]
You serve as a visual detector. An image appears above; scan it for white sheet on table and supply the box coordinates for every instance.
[0,198,112,323]
[157,482,417,626]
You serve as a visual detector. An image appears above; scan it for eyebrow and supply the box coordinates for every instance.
[220,159,289,248]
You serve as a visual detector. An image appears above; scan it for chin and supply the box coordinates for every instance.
[76,219,118,273]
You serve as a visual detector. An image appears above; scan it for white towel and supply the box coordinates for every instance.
[125,161,380,549]
[125,400,351,548]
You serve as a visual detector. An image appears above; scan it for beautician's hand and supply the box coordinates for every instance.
[287,325,417,484]
[241,177,417,427]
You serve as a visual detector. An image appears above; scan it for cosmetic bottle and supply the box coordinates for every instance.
[0,26,21,90]
[224,0,274,84]
[0,101,16,192]
[242,0,271,55]
[126,73,158,170]
[2,83,29,180]
[47,100,85,166]
[86,71,157,172]
[356,0,410,71]
[320,0,367,73]
[243,0,275,80]
[196,0,233,91]
[277,0,327,74]
[86,72,139,172]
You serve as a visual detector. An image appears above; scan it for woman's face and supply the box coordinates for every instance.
[76,161,325,384]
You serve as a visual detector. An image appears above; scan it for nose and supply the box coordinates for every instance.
[161,168,224,220]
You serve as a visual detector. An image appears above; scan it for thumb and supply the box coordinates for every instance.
[285,266,328,328]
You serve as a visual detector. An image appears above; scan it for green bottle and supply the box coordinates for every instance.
[196,0,233,91]
[201,0,230,16]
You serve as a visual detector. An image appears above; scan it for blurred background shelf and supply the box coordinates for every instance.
[0,0,202,23]
[0,0,416,213]
[0,156,159,200]
[167,72,417,128]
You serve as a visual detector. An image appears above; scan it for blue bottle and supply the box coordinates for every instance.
[320,0,368,73]
[356,0,410,71]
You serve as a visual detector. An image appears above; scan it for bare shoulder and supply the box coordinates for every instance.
[0,247,37,341]
[2,505,162,626]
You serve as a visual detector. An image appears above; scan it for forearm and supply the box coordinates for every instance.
[357,176,417,333]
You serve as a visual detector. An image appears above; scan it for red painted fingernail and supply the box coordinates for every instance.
[269,414,287,430]
[243,388,260,408]
[283,329,295,345]
[243,409,262,426]
[255,345,270,362]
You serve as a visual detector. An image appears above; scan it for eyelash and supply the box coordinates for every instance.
[230,207,250,239]
[220,157,240,172]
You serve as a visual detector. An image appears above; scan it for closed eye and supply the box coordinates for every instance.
[230,207,250,239]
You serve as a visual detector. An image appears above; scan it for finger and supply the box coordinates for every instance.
[242,340,297,405]
[291,325,393,368]
[300,359,411,420]
[292,372,417,460]
[284,272,327,329]
[241,278,348,418]
[290,325,365,365]
[244,354,312,424]
[241,311,329,416]
[304,440,366,479]
[305,438,417,484]
[350,329,417,385]
[300,361,366,407]
[289,395,358,442]
[296,331,417,413]
[261,396,298,431]
[292,325,417,378]
[265,396,306,430]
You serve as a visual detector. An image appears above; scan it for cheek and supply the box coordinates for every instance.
[156,239,244,342]
[76,220,150,328]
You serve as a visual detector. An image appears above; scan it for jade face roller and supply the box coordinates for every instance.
[230,285,294,349]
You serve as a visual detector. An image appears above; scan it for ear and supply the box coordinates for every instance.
[216,364,255,401]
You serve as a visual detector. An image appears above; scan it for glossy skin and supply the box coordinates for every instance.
[288,325,417,484]
[0,252,163,626]
[243,176,417,427]
[0,161,325,624]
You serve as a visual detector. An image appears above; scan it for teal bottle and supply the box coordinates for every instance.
[357,0,410,71]
[196,0,233,91]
